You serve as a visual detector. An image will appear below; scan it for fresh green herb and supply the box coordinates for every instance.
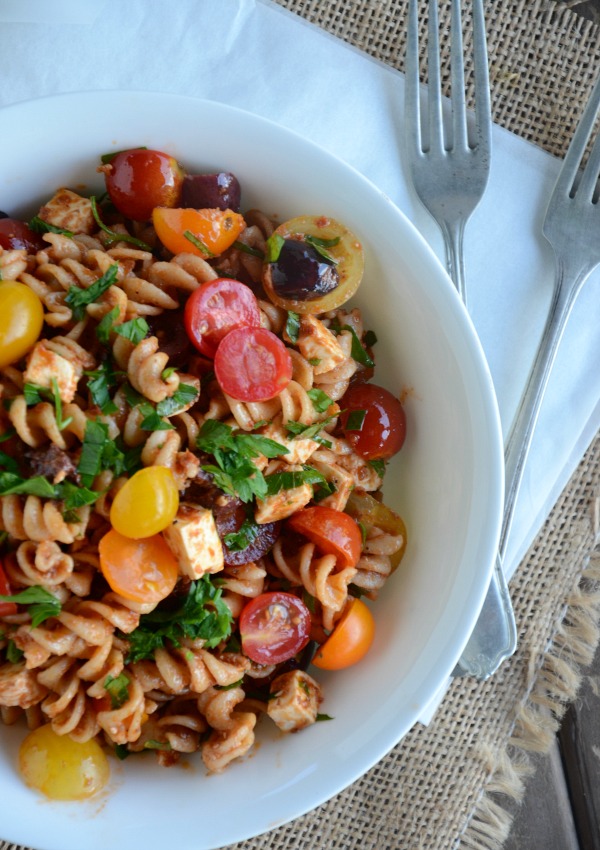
[95,305,121,344]
[284,411,338,443]
[104,673,130,709]
[144,740,172,751]
[308,357,322,367]
[299,678,311,696]
[23,381,72,430]
[115,317,149,345]
[214,678,245,691]
[358,521,367,546]
[6,640,24,663]
[285,311,301,343]
[183,230,214,257]
[123,383,174,432]
[100,146,147,164]
[329,321,375,368]
[77,420,111,486]
[0,472,56,498]
[232,240,264,259]
[368,459,386,478]
[0,451,19,475]
[316,713,334,722]
[51,378,73,430]
[0,586,61,627]
[85,361,120,414]
[223,633,242,654]
[125,575,233,662]
[114,744,130,760]
[302,589,316,614]
[197,420,287,503]
[345,409,366,431]
[65,263,119,321]
[223,519,260,552]
[312,478,336,502]
[155,383,199,417]
[161,367,177,381]
[90,196,152,251]
[0,430,15,444]
[265,233,285,263]
[56,480,100,511]
[304,234,340,264]
[306,388,333,413]
[28,216,73,238]
[264,466,328,496]
[363,329,378,348]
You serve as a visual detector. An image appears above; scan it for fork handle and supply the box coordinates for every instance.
[440,219,468,306]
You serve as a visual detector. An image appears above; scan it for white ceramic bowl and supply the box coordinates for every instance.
[0,90,503,850]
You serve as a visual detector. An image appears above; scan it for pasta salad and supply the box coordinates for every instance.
[0,148,407,800]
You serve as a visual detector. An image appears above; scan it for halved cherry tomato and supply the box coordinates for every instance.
[184,278,261,358]
[19,724,110,801]
[0,218,46,253]
[99,528,178,604]
[109,466,179,539]
[0,560,17,616]
[312,597,375,670]
[339,383,406,460]
[262,215,364,314]
[152,207,245,258]
[0,281,44,369]
[287,506,362,568]
[104,148,185,221]
[239,591,311,664]
[344,490,407,572]
[214,326,292,402]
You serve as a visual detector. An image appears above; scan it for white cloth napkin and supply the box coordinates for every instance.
[1,0,598,717]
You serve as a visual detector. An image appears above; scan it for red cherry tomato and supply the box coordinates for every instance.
[184,278,261,359]
[239,591,311,664]
[312,597,375,670]
[104,149,184,221]
[0,560,17,616]
[339,383,406,460]
[0,219,46,253]
[214,326,292,402]
[287,506,363,568]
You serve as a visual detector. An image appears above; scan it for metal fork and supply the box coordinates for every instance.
[405,0,517,678]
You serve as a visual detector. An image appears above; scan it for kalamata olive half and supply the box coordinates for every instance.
[265,239,339,301]
[147,309,194,366]
[181,172,241,213]
[213,499,281,566]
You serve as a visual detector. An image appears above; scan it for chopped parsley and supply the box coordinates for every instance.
[90,196,152,251]
[196,420,287,503]
[104,673,130,709]
[265,233,285,263]
[232,240,264,259]
[125,575,233,662]
[345,409,366,431]
[65,262,119,321]
[28,216,73,238]
[368,458,386,478]
[6,640,24,663]
[23,379,73,431]
[264,465,328,496]
[223,518,260,552]
[123,382,198,432]
[183,230,214,257]
[0,586,61,627]
[306,388,333,413]
[285,311,301,343]
[329,320,375,368]
[304,234,340,264]
[284,410,338,443]
[85,360,120,414]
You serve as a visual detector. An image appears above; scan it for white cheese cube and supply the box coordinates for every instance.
[254,482,313,524]
[38,188,95,235]
[24,342,79,403]
[268,670,323,732]
[297,316,345,375]
[261,418,318,465]
[163,504,224,580]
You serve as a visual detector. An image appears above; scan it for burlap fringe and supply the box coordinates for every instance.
[459,509,600,850]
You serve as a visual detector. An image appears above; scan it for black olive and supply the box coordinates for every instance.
[181,172,241,212]
[267,239,339,301]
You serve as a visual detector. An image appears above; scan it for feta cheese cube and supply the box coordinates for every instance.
[261,418,318,465]
[163,504,224,580]
[268,670,323,732]
[254,481,313,524]
[297,316,345,375]
[24,341,79,403]
[38,188,95,235]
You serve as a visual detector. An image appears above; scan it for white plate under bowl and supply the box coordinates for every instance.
[0,90,503,850]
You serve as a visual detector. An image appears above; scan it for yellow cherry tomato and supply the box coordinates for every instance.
[312,598,375,670]
[0,281,44,368]
[110,466,179,539]
[99,528,179,603]
[344,490,407,572]
[19,724,110,801]
[152,207,246,257]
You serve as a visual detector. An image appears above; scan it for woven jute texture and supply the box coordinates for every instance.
[2,2,599,850]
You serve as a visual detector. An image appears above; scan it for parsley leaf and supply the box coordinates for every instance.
[125,576,233,662]
[28,216,73,238]
[184,230,214,256]
[284,411,338,442]
[232,240,264,259]
[0,586,61,627]
[6,640,24,663]
[96,305,121,344]
[306,388,333,413]
[304,234,340,264]
[223,519,260,552]
[0,472,56,498]
[155,383,199,417]
[65,263,119,321]
[329,321,375,368]
[90,196,152,251]
[368,458,386,478]
[265,233,285,263]
[285,311,300,343]
[85,361,119,414]
[104,673,130,709]
[345,409,366,431]
[264,466,328,496]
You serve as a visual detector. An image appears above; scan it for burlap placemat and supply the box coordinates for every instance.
[2,2,599,850]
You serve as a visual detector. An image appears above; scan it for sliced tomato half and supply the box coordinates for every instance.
[214,326,292,402]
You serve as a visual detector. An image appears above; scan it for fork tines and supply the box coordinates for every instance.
[552,73,600,203]
[406,0,491,156]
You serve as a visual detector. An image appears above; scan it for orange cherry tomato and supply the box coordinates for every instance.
[152,207,246,257]
[99,528,179,604]
[110,466,179,539]
[287,506,363,568]
[312,597,375,670]
[0,560,17,616]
